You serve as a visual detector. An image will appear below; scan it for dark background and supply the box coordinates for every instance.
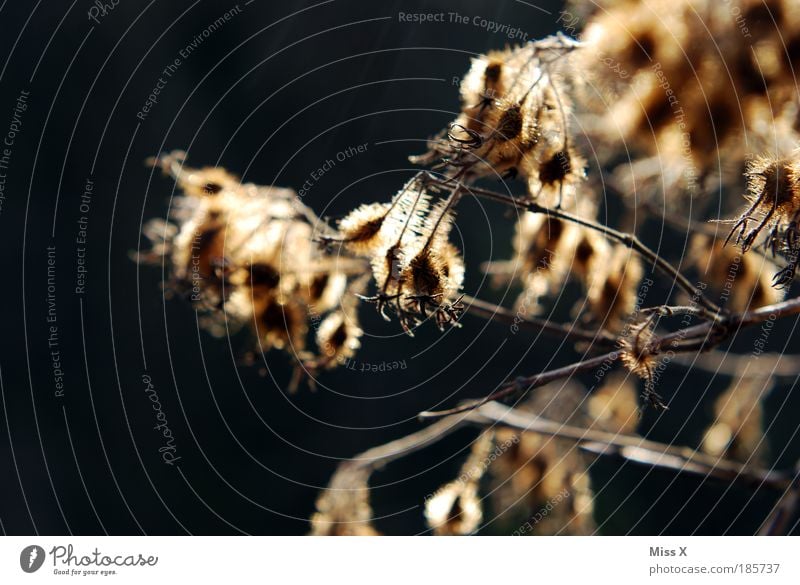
[0,0,797,535]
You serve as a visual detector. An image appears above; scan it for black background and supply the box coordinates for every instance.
[0,0,797,536]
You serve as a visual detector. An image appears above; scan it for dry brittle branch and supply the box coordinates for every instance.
[312,397,791,535]
[419,294,800,419]
[465,402,790,490]
[456,181,723,317]
[462,294,618,346]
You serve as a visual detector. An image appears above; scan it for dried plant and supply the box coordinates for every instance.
[138,2,800,535]
[138,151,367,387]
[424,433,493,535]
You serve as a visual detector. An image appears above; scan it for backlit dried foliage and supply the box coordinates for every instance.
[690,233,784,311]
[139,0,800,535]
[309,465,380,536]
[334,176,466,334]
[580,0,800,199]
[490,384,597,535]
[414,36,586,209]
[138,151,366,379]
[702,373,772,465]
[424,433,493,535]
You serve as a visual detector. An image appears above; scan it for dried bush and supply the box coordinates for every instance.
[139,1,800,535]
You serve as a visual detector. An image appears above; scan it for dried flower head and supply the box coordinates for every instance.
[311,309,363,370]
[691,233,784,311]
[489,383,595,535]
[725,155,800,286]
[309,466,380,536]
[425,433,492,536]
[588,372,640,434]
[619,318,665,410]
[526,146,587,209]
[138,151,366,374]
[702,373,772,464]
[336,202,392,254]
[339,177,465,334]
[586,245,643,331]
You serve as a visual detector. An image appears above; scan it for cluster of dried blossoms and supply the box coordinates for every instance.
[312,377,640,536]
[415,35,649,331]
[140,0,800,535]
[332,175,465,334]
[138,151,365,380]
[726,155,800,286]
[573,0,800,291]
[307,1,799,534]
[580,0,800,197]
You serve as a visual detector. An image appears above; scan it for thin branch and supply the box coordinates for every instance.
[674,349,800,378]
[463,294,618,346]
[464,402,790,490]
[640,304,710,319]
[323,401,790,525]
[759,464,800,535]
[461,183,723,316]
[419,295,800,419]
[419,351,618,419]
[341,416,468,473]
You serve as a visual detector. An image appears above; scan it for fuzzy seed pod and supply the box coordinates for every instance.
[728,156,800,271]
[618,319,665,409]
[314,310,362,370]
[254,296,308,353]
[570,229,610,283]
[336,202,392,254]
[526,146,587,209]
[303,272,348,314]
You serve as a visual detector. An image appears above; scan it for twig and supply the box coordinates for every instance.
[419,295,800,419]
[463,294,618,346]
[419,351,619,418]
[758,464,800,535]
[323,401,790,524]
[464,402,790,490]
[673,350,800,378]
[342,416,468,472]
[460,183,723,316]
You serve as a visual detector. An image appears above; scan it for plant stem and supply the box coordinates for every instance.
[420,295,800,419]
[463,294,618,346]
[467,402,790,490]
[463,183,723,316]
